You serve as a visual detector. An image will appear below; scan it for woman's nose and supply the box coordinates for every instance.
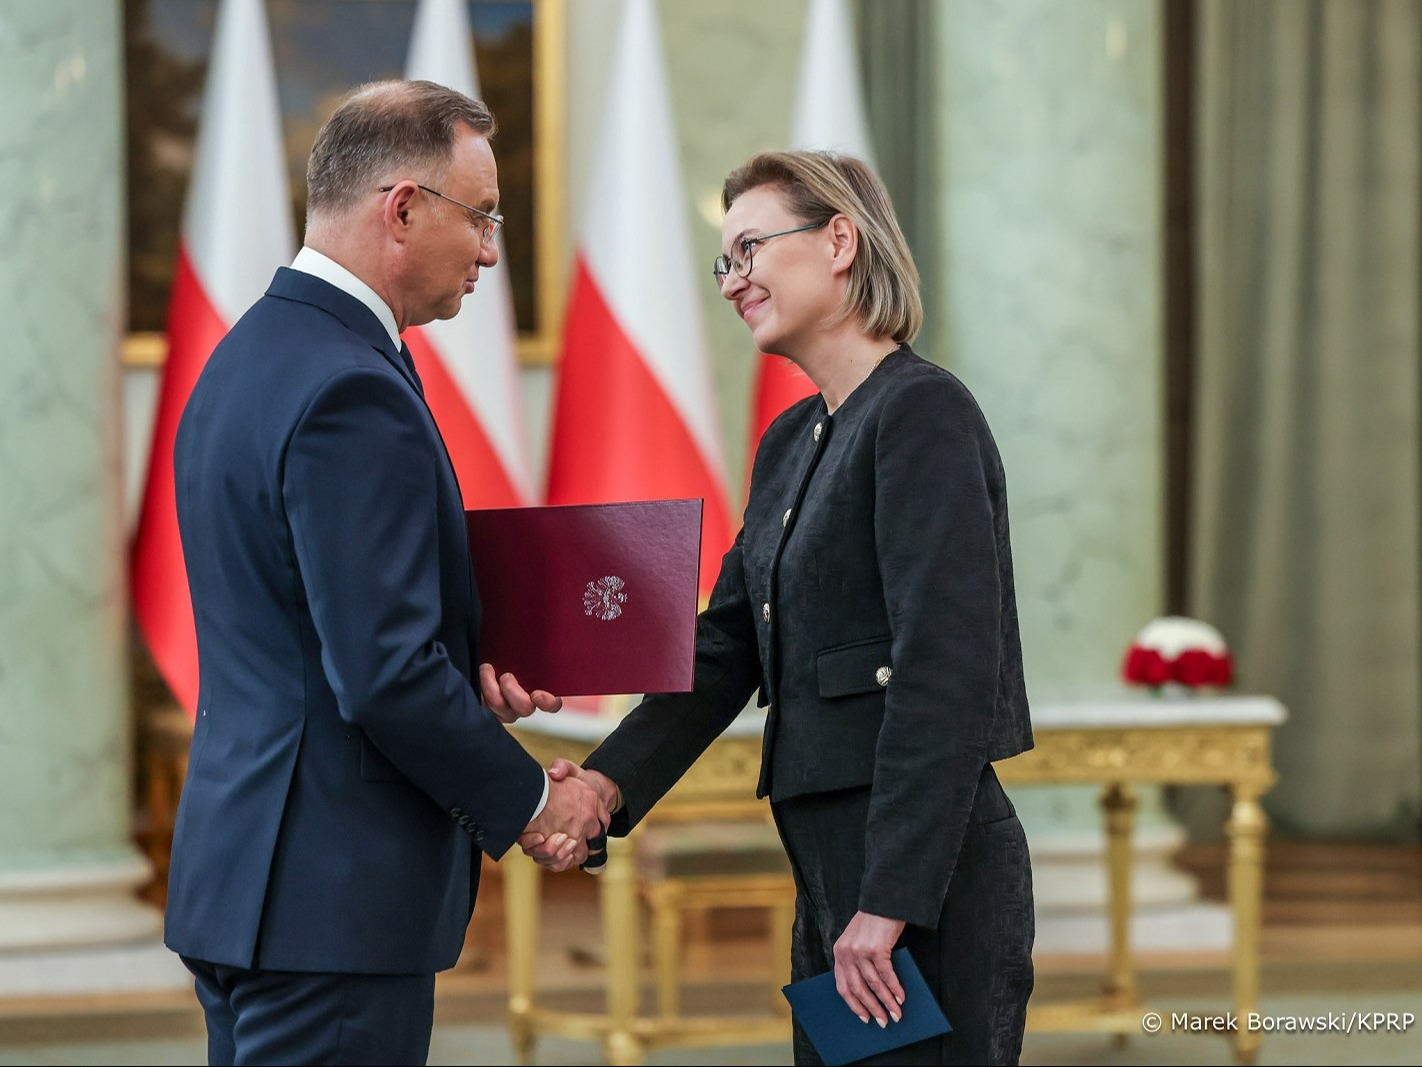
[720,270,748,300]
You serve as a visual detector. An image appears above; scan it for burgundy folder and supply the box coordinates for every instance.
[465,500,703,697]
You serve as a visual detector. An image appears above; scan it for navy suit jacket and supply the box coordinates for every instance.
[163,268,545,975]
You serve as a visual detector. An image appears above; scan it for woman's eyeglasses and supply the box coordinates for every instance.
[712,219,829,287]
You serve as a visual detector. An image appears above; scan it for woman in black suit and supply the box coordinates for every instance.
[529,151,1035,1065]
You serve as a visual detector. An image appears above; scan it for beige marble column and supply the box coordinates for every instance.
[933,0,1225,954]
[0,0,187,994]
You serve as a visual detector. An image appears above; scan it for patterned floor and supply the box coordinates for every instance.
[1,963,1417,1066]
[3,842,1418,1065]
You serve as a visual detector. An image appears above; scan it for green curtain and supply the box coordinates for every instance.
[1191,0,1422,838]
[859,0,942,365]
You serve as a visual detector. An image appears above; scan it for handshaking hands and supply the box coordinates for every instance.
[519,759,622,873]
[477,667,620,874]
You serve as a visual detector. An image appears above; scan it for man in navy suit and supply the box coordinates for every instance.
[164,80,606,1065]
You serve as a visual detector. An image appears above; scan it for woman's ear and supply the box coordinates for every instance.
[827,213,858,276]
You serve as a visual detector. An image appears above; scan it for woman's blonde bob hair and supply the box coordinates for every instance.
[721,151,922,344]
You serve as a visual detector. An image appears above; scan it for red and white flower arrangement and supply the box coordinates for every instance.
[1121,616,1234,691]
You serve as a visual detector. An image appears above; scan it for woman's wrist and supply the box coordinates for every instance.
[583,768,622,813]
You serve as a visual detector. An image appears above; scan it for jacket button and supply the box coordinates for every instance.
[762,602,771,623]
[782,508,792,527]
[813,421,823,442]
[451,807,464,817]
[875,666,893,687]
[474,829,487,846]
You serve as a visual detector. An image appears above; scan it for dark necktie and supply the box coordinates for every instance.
[398,342,425,398]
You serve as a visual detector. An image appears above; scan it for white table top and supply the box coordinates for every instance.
[1029,694,1287,729]
[507,693,1286,743]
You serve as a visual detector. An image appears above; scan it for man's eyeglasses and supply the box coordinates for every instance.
[378,183,504,243]
[712,219,829,287]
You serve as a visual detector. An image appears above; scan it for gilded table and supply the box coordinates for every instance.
[503,695,1285,1066]
[503,710,784,1066]
[999,695,1286,1065]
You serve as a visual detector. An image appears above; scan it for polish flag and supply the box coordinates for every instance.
[746,0,877,467]
[130,0,294,713]
[546,0,731,601]
[403,0,532,507]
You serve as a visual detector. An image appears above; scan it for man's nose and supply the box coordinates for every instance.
[479,238,499,268]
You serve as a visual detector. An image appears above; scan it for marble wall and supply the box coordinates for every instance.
[935,0,1165,693]
[0,4,182,989]
[0,0,131,872]
[927,2,1222,952]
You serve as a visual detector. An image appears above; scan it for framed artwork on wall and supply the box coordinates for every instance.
[123,0,566,367]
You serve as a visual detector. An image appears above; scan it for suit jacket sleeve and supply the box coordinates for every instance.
[281,367,545,858]
[857,379,1004,927]
[583,526,762,833]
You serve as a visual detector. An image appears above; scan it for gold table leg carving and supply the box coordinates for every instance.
[1101,781,1140,1013]
[504,849,540,1066]
[1227,784,1268,1066]
[650,882,684,1020]
[601,835,645,1066]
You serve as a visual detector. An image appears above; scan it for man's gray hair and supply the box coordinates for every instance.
[306,79,496,220]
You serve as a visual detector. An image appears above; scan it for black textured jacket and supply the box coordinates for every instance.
[585,345,1032,926]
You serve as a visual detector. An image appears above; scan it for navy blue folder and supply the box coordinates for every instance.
[781,948,951,1065]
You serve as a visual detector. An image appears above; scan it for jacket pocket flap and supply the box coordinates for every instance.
[816,637,893,698]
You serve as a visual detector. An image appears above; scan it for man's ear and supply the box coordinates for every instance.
[380,181,420,242]
[828,214,858,276]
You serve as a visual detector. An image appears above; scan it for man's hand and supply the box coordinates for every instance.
[479,664,563,723]
[547,758,621,813]
[833,911,907,1027]
[519,760,622,870]
[520,773,608,873]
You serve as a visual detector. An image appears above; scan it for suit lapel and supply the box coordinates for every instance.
[265,269,468,517]
[266,269,480,677]
[266,267,423,397]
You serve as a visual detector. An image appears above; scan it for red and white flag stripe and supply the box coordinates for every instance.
[131,0,294,713]
[546,0,731,600]
[404,0,532,507]
[746,0,877,468]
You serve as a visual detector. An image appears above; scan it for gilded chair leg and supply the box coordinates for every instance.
[1101,781,1139,1012]
[602,836,645,1066]
[504,849,540,1065]
[771,901,794,1015]
[652,886,683,1020]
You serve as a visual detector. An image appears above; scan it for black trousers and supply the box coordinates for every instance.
[772,764,1034,1066]
[182,957,436,1066]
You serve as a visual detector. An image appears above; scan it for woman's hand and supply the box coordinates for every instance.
[518,760,622,871]
[833,911,907,1026]
[546,757,622,813]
